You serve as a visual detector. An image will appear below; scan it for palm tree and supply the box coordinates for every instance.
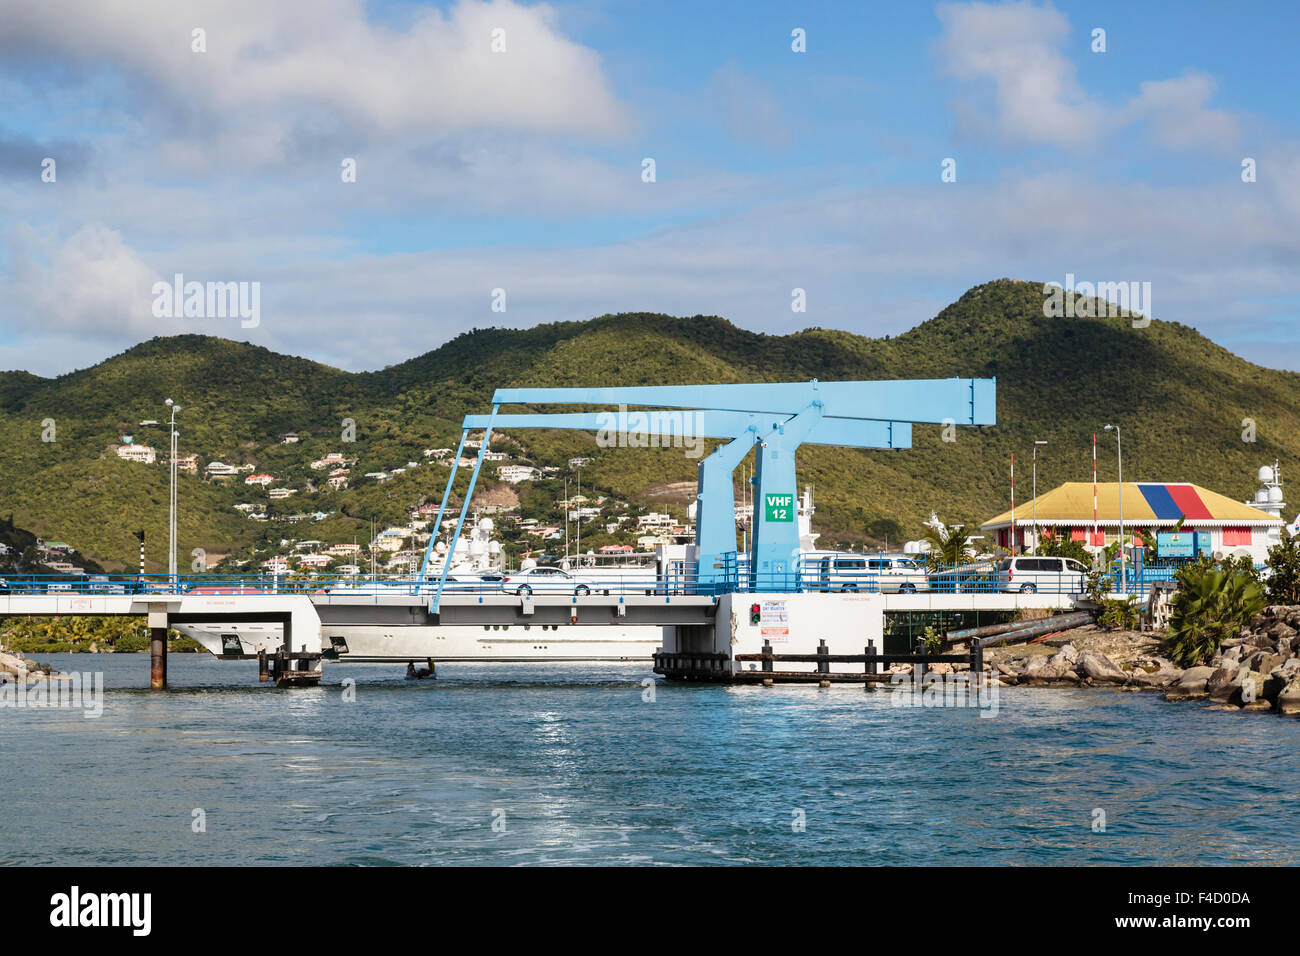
[921,521,973,571]
[1167,560,1264,666]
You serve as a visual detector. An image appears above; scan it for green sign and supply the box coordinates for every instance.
[763,493,795,522]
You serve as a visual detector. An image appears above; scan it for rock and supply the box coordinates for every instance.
[1222,645,1243,663]
[1242,700,1274,712]
[1175,665,1215,694]
[930,662,953,675]
[1267,622,1298,643]
[1276,676,1300,716]
[1279,637,1293,658]
[1077,650,1129,683]
[1208,666,1248,700]
[1132,670,1179,687]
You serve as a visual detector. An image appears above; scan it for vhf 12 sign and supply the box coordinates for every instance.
[764,493,794,522]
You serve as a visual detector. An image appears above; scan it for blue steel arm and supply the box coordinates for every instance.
[462,411,912,449]
[489,379,996,425]
[417,427,470,584]
[433,405,499,612]
[695,429,760,588]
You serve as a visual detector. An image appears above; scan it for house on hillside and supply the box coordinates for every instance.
[279,432,300,444]
[115,441,157,464]
[245,473,275,487]
[498,465,537,484]
[207,461,239,478]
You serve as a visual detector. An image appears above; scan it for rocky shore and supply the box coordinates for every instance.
[0,649,70,683]
[977,605,1300,717]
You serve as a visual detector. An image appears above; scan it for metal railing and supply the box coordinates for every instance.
[0,554,1201,600]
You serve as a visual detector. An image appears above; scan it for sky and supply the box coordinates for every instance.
[0,0,1297,376]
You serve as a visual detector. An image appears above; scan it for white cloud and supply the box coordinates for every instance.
[936,1,1106,146]
[0,0,627,167]
[3,223,160,340]
[936,1,1242,154]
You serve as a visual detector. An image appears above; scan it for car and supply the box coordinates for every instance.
[499,566,592,596]
[996,556,1089,593]
[810,554,929,593]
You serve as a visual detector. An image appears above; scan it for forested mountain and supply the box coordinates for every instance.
[1,279,1293,570]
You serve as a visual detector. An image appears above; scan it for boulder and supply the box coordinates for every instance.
[1131,670,1180,688]
[1077,650,1129,683]
[1276,676,1300,716]
[1222,645,1243,663]
[1175,666,1215,694]
[1208,666,1248,700]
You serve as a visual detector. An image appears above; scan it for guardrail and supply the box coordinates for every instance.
[0,557,1195,599]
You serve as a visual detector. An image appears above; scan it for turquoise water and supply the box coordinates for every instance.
[1,654,1297,866]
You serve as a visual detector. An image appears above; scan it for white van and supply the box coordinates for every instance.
[811,554,929,593]
[996,556,1088,593]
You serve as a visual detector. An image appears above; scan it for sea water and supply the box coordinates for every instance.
[1,654,1296,866]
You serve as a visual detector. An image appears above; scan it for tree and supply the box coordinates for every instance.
[1265,527,1300,605]
[1166,557,1264,667]
[1036,532,1091,565]
[920,521,973,571]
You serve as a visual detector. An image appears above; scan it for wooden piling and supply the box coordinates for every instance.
[258,648,269,683]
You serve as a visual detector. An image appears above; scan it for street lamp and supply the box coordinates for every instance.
[1103,424,1124,594]
[1032,440,1047,553]
[165,399,181,587]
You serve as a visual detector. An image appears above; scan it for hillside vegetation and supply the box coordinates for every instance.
[1,279,1294,568]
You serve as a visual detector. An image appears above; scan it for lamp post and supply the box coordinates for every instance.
[1032,440,1047,553]
[165,399,181,587]
[1104,424,1124,594]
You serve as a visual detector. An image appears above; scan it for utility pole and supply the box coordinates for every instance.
[1104,424,1125,593]
[164,399,181,588]
[133,530,145,588]
[1032,440,1047,553]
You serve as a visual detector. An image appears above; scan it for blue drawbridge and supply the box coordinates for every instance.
[421,378,996,609]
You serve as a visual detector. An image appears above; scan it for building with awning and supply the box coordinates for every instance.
[980,482,1282,562]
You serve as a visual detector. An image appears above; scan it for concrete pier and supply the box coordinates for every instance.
[148,607,168,690]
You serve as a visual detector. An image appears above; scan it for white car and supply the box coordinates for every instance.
[996,556,1089,593]
[810,554,929,593]
[499,566,592,596]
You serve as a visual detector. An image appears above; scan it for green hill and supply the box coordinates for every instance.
[1,278,1295,569]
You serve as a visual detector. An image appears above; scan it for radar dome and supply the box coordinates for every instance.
[434,541,447,554]
[479,517,495,532]
[488,541,501,554]
[1256,488,1270,503]
[1259,465,1275,483]
[1269,486,1284,503]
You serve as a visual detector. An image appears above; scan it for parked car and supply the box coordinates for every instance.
[811,554,929,593]
[499,566,592,596]
[996,556,1089,593]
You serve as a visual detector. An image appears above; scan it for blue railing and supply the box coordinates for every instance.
[0,556,1198,599]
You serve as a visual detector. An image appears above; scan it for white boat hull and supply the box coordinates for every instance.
[174,620,665,663]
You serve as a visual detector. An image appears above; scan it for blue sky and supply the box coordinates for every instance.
[1,0,1297,374]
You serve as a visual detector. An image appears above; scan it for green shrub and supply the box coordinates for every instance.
[1096,597,1141,631]
[1166,558,1264,667]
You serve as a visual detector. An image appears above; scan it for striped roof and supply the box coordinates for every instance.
[981,482,1281,529]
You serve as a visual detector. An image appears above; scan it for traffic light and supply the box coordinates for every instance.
[749,603,761,625]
